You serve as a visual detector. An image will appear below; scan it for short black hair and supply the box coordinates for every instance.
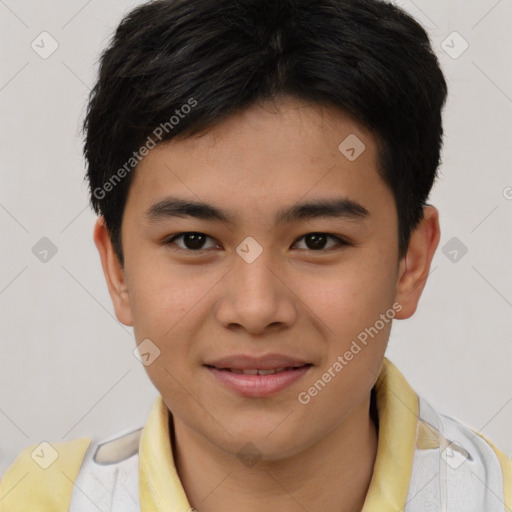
[83,0,448,265]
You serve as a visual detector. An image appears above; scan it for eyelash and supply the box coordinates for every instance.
[163,232,350,253]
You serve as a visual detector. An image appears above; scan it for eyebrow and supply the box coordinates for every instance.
[144,196,369,225]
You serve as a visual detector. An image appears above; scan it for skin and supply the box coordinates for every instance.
[94,96,440,512]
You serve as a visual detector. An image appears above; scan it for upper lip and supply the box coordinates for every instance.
[205,354,311,370]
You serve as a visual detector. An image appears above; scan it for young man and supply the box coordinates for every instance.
[1,0,510,510]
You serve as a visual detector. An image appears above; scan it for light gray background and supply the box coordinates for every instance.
[1,0,511,478]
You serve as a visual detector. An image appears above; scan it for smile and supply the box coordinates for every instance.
[205,363,313,397]
[213,366,307,375]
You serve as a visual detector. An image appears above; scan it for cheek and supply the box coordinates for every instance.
[127,258,212,339]
[127,263,209,405]
[293,261,395,426]
[299,256,398,336]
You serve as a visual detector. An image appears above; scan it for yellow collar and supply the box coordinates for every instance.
[138,357,419,512]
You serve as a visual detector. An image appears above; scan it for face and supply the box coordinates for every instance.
[95,96,439,461]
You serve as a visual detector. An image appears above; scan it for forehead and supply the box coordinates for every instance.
[124,97,392,224]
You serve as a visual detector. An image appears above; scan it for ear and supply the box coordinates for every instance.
[93,217,133,326]
[395,206,440,319]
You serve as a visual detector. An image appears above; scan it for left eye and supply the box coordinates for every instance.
[165,232,347,252]
[166,232,220,251]
[293,233,346,251]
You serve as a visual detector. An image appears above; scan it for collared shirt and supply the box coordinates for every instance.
[1,357,510,511]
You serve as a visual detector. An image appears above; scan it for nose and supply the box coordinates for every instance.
[214,247,298,335]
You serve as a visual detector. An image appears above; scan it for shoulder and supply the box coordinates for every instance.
[406,395,512,512]
[0,437,91,512]
[68,427,142,512]
[439,408,512,509]
[0,428,143,512]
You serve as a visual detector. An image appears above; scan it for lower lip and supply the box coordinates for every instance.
[206,365,312,397]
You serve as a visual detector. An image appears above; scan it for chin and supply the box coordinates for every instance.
[212,424,307,462]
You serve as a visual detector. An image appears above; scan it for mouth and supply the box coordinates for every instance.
[204,357,313,397]
[205,364,312,375]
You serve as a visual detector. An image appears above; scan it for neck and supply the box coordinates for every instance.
[171,392,379,512]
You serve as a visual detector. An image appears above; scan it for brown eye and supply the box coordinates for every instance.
[167,232,219,251]
[293,233,347,251]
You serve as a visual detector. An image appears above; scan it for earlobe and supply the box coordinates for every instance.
[395,206,440,319]
[93,217,134,326]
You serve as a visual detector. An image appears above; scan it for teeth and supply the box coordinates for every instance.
[257,367,286,375]
[229,367,288,375]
